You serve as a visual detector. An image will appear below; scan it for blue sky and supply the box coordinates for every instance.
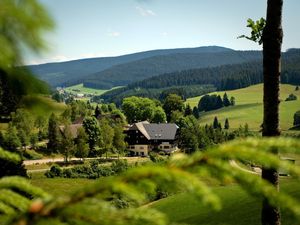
[25,0,300,64]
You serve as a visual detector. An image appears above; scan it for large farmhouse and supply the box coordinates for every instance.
[125,121,179,156]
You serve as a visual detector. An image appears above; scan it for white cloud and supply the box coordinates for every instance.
[107,31,121,37]
[162,32,168,37]
[135,6,156,17]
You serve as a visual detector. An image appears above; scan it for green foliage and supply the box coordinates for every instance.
[98,118,114,158]
[122,96,166,124]
[151,107,166,123]
[45,164,62,178]
[285,93,297,101]
[3,125,21,151]
[184,104,193,116]
[0,138,300,224]
[163,94,184,121]
[293,111,300,127]
[99,84,216,106]
[0,148,26,178]
[47,113,60,153]
[223,93,231,107]
[238,18,266,45]
[59,124,75,162]
[83,117,100,154]
[0,0,53,68]
[0,0,53,117]
[192,106,200,119]
[74,127,89,159]
[213,116,221,129]
[224,118,230,130]
[46,159,130,179]
[113,124,127,156]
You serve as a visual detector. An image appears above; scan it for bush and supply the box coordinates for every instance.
[111,159,129,174]
[44,159,129,179]
[149,152,166,163]
[293,110,300,127]
[45,164,62,178]
[285,93,297,101]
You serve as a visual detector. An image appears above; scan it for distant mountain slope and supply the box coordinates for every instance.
[99,49,300,104]
[83,50,262,89]
[28,46,233,87]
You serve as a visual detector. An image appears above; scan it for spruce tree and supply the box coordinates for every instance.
[94,104,102,118]
[224,118,230,129]
[192,106,200,119]
[213,116,219,129]
[216,95,224,109]
[184,104,192,116]
[223,93,231,107]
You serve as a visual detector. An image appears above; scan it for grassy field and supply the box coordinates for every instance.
[186,84,300,131]
[151,178,300,225]
[64,83,108,96]
[30,175,94,196]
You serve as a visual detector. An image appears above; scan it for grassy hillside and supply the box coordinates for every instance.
[64,83,109,95]
[151,179,300,225]
[186,84,300,131]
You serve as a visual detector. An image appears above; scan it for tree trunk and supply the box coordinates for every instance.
[261,0,283,225]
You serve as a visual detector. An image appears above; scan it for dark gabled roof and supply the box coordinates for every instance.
[129,121,178,140]
[143,123,178,140]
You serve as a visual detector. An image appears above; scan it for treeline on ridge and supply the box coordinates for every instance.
[98,49,300,104]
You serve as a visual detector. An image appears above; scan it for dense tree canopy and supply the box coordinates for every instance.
[122,96,166,124]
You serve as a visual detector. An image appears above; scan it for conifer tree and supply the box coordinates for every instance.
[213,116,219,129]
[224,118,230,129]
[184,104,193,116]
[94,104,102,118]
[223,93,231,107]
[192,106,200,119]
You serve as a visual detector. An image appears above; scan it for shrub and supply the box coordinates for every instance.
[111,159,129,174]
[285,93,297,101]
[45,164,62,178]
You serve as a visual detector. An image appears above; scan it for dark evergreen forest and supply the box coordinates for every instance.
[98,49,300,104]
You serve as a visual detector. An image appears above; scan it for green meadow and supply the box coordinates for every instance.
[186,84,300,131]
[151,179,300,225]
[64,83,109,96]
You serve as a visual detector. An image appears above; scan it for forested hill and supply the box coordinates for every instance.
[83,50,261,89]
[28,46,233,87]
[98,49,300,104]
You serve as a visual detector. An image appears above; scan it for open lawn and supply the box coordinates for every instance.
[64,83,108,96]
[30,174,94,196]
[186,84,300,131]
[151,178,300,225]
